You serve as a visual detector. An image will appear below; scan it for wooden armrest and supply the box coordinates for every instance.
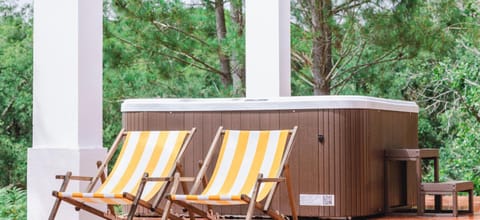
[56,175,93,181]
[179,177,195,182]
[145,177,195,182]
[258,177,285,183]
[145,177,173,182]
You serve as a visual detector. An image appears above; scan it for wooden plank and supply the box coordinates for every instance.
[317,110,326,217]
[150,112,167,130]
[334,110,340,216]
[166,112,184,130]
[297,110,319,216]
[327,109,335,217]
[407,112,419,207]
[344,110,352,217]
[386,149,439,159]
[122,113,126,130]
[182,112,196,189]
[201,111,222,187]
[129,112,137,130]
[369,109,379,215]
[349,110,356,216]
[356,110,363,216]
[139,112,145,130]
[240,111,261,129]
[340,110,346,216]
[385,114,398,208]
[374,110,389,213]
[278,110,299,216]
[361,110,368,216]
[259,111,280,130]
[128,112,136,130]
[127,112,134,130]
[353,110,361,216]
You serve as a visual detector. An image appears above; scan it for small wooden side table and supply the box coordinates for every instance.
[420,181,474,216]
[385,148,440,215]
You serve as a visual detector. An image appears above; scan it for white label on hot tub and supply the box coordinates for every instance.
[299,194,335,206]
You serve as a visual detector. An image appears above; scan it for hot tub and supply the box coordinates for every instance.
[121,96,419,218]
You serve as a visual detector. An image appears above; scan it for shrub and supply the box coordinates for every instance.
[0,186,27,220]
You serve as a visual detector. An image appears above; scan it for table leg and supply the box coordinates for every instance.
[384,159,390,214]
[434,158,442,211]
[419,191,425,215]
[468,189,474,213]
[416,158,422,215]
[453,191,458,217]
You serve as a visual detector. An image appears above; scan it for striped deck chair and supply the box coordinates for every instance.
[162,126,298,220]
[49,128,196,220]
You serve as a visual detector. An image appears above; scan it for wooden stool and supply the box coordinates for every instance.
[384,148,440,215]
[419,181,474,216]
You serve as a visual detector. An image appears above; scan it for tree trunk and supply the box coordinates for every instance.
[230,0,245,95]
[309,0,333,95]
[214,0,232,87]
[230,53,245,95]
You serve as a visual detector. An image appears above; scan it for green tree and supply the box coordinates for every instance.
[291,0,459,95]
[404,38,480,191]
[104,0,245,96]
[0,0,32,188]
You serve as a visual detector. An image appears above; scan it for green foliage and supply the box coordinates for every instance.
[0,1,32,188]
[104,0,242,85]
[404,39,480,192]
[0,186,27,220]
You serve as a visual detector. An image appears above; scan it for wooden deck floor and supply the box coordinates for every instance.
[133,196,479,219]
[371,195,479,220]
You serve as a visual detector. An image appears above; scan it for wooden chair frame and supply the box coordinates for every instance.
[162,126,298,220]
[49,128,196,220]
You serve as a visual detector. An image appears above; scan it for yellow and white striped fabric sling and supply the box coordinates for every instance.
[171,129,289,205]
[58,131,188,204]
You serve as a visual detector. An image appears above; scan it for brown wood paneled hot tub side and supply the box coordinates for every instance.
[121,96,419,219]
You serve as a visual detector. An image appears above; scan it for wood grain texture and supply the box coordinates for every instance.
[123,108,418,218]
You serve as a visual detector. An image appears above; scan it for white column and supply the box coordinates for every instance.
[245,0,291,98]
[28,0,105,219]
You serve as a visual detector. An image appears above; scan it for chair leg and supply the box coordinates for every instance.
[284,165,298,220]
[128,173,149,220]
[246,174,263,220]
[162,172,194,220]
[198,160,214,213]
[242,196,283,220]
[177,163,195,220]
[174,199,210,219]
[96,161,116,215]
[48,197,62,220]
[161,200,173,220]
[49,172,72,220]
[61,197,111,219]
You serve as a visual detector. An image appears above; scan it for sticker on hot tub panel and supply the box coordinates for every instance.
[299,194,335,206]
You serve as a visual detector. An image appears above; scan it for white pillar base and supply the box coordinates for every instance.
[27,147,106,220]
